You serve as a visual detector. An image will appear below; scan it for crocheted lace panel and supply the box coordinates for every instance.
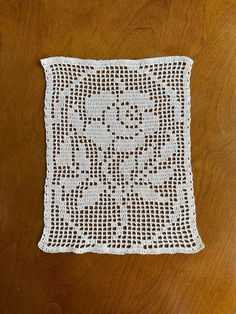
[38,56,204,255]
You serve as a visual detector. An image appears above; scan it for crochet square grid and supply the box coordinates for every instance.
[38,56,204,255]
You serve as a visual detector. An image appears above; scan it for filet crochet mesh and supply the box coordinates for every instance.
[38,56,204,254]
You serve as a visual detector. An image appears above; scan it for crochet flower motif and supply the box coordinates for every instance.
[62,88,178,242]
[85,90,159,151]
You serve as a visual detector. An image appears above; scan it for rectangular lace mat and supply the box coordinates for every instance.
[38,56,204,255]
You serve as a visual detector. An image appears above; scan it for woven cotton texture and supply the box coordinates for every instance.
[38,56,204,255]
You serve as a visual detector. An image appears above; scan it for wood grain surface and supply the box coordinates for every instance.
[1,1,236,313]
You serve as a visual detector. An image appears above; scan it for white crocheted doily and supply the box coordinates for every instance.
[38,56,204,255]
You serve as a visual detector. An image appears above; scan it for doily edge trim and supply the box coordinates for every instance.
[40,55,193,67]
[37,239,205,255]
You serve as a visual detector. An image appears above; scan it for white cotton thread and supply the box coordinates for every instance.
[38,56,204,255]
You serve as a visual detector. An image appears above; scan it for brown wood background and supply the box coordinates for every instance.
[1,1,236,313]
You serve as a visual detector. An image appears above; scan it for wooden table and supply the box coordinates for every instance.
[1,1,236,313]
